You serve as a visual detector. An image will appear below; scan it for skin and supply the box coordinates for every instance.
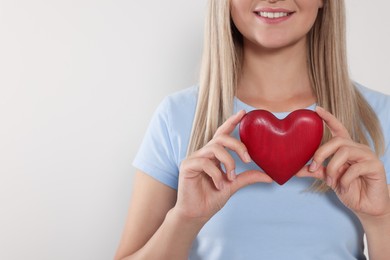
[115,111,273,260]
[233,0,323,112]
[299,107,390,260]
[115,0,390,259]
[231,0,323,50]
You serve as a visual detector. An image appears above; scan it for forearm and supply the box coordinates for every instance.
[359,211,390,260]
[121,208,205,260]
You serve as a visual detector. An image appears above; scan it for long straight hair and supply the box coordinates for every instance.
[188,0,384,189]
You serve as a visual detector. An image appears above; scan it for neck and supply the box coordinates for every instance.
[237,39,315,112]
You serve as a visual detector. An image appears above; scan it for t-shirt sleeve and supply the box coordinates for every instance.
[380,105,390,185]
[132,98,179,190]
[357,84,390,185]
[382,142,390,185]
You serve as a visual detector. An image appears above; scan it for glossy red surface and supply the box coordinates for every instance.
[239,109,323,185]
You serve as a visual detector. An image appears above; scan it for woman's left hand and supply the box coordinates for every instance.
[297,106,390,218]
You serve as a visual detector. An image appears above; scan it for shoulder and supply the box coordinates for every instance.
[354,83,390,181]
[132,86,199,189]
[150,85,199,144]
[156,85,198,126]
[160,85,198,113]
[355,83,390,135]
[355,82,390,120]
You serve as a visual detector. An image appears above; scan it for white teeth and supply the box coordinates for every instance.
[258,12,288,19]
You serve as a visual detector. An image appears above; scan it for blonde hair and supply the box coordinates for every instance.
[188,0,384,190]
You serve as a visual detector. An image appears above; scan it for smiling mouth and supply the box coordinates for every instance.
[256,11,293,19]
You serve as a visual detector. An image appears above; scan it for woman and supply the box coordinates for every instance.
[115,0,390,259]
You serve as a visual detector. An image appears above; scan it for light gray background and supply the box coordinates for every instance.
[0,1,388,259]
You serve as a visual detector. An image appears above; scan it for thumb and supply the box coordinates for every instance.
[230,170,273,193]
[296,165,326,181]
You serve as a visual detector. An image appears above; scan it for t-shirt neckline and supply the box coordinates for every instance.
[234,96,317,118]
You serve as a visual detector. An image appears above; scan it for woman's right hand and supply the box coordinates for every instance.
[173,110,273,224]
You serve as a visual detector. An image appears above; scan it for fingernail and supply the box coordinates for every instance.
[237,110,245,116]
[230,170,236,181]
[309,161,317,172]
[244,152,251,163]
[326,176,333,188]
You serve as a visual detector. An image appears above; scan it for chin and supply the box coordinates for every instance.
[261,42,292,49]
[252,36,306,51]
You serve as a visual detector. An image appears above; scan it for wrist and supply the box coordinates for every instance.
[168,207,208,233]
[357,205,390,234]
[357,204,390,260]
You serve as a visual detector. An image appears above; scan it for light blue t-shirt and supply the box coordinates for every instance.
[133,84,390,260]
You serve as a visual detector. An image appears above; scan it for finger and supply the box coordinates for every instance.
[296,164,326,181]
[212,135,251,163]
[309,136,358,172]
[324,144,373,188]
[321,144,375,189]
[214,110,246,137]
[324,146,352,188]
[338,161,384,194]
[202,160,226,190]
[182,158,225,190]
[315,106,351,139]
[195,143,237,181]
[230,170,273,193]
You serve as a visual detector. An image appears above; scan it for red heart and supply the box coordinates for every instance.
[239,109,323,185]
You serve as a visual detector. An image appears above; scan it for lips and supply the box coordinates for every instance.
[257,11,290,19]
[254,8,294,21]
